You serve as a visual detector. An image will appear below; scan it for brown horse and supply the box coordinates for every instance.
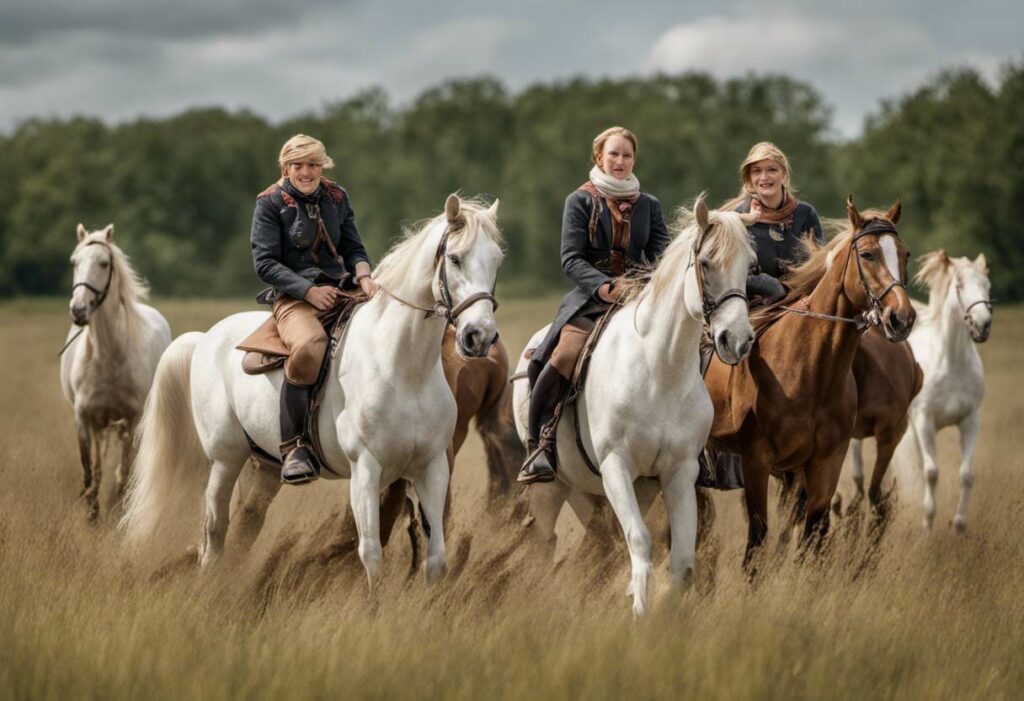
[232,328,522,558]
[704,198,914,569]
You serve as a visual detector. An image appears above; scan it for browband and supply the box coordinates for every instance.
[852,218,899,242]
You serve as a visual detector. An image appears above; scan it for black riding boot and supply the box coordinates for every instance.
[280,381,320,485]
[517,362,569,484]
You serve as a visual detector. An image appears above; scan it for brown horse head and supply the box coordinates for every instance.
[844,196,915,341]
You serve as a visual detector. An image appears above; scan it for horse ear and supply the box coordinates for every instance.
[975,252,988,273]
[487,198,499,218]
[886,198,902,224]
[445,194,461,223]
[846,195,863,230]
[695,196,710,233]
[102,224,114,241]
[938,249,950,267]
[76,223,88,242]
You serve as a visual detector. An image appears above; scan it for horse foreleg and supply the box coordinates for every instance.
[233,461,283,551]
[76,421,94,497]
[776,471,805,551]
[800,447,846,554]
[741,449,770,576]
[868,426,901,527]
[350,454,384,589]
[913,413,940,530]
[600,453,651,616]
[850,438,866,499]
[413,453,450,584]
[82,425,102,522]
[954,410,980,534]
[526,480,570,555]
[114,420,135,505]
[200,459,246,567]
[659,461,698,593]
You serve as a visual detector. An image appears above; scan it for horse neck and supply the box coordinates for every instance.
[792,246,864,376]
[634,261,704,375]
[86,289,139,358]
[935,280,976,361]
[366,236,447,380]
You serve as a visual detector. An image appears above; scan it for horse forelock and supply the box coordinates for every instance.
[73,232,149,307]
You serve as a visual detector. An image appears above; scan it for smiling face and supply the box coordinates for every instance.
[746,158,788,207]
[596,135,636,180]
[284,161,323,195]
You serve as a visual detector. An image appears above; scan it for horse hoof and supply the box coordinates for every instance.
[954,518,967,535]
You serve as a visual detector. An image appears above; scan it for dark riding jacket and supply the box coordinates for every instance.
[736,198,823,300]
[532,189,672,367]
[250,178,371,301]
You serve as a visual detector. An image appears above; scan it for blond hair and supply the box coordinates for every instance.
[278,134,335,175]
[722,141,796,211]
[591,126,638,164]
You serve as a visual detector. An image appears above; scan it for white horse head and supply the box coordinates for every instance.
[375,193,504,357]
[69,223,148,327]
[916,249,992,342]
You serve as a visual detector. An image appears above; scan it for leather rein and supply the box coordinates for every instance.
[378,218,498,325]
[58,240,115,356]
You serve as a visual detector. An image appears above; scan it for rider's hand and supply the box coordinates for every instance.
[738,200,763,227]
[304,285,342,311]
[597,282,617,304]
[357,274,379,298]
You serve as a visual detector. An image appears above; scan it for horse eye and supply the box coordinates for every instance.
[447,253,461,267]
[700,256,711,270]
[99,260,110,268]
[859,251,874,261]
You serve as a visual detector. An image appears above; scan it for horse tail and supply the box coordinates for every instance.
[892,414,923,495]
[477,378,525,505]
[121,332,208,545]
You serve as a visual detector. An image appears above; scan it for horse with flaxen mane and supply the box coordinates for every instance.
[704,197,915,570]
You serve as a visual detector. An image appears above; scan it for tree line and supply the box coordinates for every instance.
[0,63,1020,300]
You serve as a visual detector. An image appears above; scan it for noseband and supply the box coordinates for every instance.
[379,218,498,326]
[690,222,748,325]
[956,284,994,324]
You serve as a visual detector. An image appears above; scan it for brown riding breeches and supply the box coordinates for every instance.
[273,298,328,386]
[549,306,604,379]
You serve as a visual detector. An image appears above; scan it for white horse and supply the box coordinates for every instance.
[122,195,503,586]
[59,224,172,521]
[512,199,755,615]
[891,250,991,532]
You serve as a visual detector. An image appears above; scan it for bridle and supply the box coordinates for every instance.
[955,279,994,324]
[58,239,115,356]
[781,218,905,330]
[378,217,498,326]
[689,221,748,324]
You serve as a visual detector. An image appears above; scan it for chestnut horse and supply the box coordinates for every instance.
[704,198,914,569]
[844,328,923,520]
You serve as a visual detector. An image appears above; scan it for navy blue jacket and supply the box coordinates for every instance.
[250,178,371,301]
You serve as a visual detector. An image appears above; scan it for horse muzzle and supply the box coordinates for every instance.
[714,326,754,366]
[456,325,497,359]
[880,305,915,343]
[969,319,991,343]
[70,304,90,327]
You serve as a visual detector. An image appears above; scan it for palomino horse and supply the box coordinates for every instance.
[895,250,991,532]
[704,198,914,569]
[514,198,756,615]
[122,195,504,587]
[59,224,171,521]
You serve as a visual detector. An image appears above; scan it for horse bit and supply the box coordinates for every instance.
[58,240,115,356]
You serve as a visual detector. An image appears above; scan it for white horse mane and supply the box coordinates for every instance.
[73,231,150,344]
[373,197,504,295]
[640,207,754,305]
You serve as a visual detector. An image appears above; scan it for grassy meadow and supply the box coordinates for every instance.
[1,298,1022,700]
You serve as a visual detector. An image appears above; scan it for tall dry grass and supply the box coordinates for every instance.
[1,298,1022,699]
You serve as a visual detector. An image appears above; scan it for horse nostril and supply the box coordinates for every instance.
[738,336,753,358]
[461,327,481,352]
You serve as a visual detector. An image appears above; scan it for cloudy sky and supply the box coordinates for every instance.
[1,0,1018,137]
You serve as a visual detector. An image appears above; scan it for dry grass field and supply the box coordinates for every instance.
[1,297,1022,700]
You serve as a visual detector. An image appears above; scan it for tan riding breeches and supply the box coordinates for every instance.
[549,314,598,380]
[273,298,327,386]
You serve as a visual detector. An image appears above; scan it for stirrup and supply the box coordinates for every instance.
[517,444,556,484]
[280,438,320,485]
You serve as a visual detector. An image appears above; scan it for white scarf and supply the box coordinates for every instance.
[589,165,641,200]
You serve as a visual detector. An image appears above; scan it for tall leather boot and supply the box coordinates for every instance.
[280,381,320,485]
[517,362,569,484]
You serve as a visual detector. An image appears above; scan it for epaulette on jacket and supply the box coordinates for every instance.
[321,178,345,204]
[257,182,297,207]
